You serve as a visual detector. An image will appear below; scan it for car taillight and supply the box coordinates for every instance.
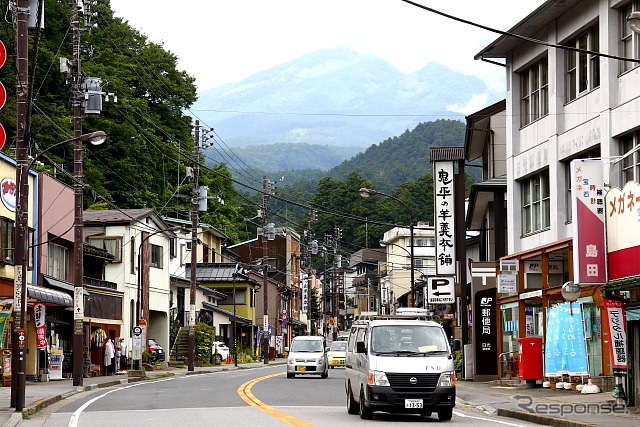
[149,346,156,351]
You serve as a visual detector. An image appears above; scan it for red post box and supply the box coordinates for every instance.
[518,337,543,384]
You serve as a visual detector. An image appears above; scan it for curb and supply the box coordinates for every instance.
[497,408,599,427]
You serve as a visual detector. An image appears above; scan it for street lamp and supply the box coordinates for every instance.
[13,131,106,409]
[359,188,416,307]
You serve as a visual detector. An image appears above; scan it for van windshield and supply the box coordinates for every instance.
[371,325,449,355]
[291,340,323,352]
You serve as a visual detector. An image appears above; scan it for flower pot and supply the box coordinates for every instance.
[571,383,578,391]
[550,382,557,390]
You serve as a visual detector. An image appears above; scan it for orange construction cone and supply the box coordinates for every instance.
[226,354,231,364]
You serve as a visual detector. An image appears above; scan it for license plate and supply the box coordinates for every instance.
[405,399,423,409]
[296,366,306,371]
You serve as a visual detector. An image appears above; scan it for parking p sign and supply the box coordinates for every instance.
[427,277,455,304]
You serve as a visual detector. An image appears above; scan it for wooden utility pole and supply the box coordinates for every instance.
[188,121,200,372]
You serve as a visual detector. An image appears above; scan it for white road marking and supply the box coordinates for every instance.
[68,378,174,427]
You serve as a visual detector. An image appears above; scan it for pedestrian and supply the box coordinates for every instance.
[114,338,121,372]
[119,338,128,371]
[104,338,115,376]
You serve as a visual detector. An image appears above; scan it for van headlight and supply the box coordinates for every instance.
[368,370,390,386]
[288,357,294,365]
[437,371,456,387]
[316,357,325,365]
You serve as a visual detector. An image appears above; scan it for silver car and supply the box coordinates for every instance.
[286,336,328,379]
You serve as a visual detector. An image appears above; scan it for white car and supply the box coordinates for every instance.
[212,341,230,363]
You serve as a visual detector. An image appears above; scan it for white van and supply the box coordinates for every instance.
[344,309,456,421]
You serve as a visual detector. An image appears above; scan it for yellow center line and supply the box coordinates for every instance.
[237,371,316,427]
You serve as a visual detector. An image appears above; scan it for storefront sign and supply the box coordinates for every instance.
[1,177,16,211]
[498,274,517,293]
[571,159,607,284]
[544,303,589,376]
[0,299,12,346]
[301,276,309,314]
[433,161,456,276]
[519,290,542,300]
[474,288,497,376]
[34,303,48,349]
[603,298,627,375]
[606,181,640,280]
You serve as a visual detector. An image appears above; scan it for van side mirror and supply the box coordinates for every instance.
[356,341,366,354]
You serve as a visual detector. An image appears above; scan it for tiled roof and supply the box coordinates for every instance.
[83,208,155,224]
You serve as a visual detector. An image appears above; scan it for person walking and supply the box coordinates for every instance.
[104,338,115,376]
[119,338,128,371]
[114,339,121,372]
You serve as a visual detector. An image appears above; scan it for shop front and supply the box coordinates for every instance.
[497,239,611,388]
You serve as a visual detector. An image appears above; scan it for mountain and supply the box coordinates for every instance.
[195,46,493,171]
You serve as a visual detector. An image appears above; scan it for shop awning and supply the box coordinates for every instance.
[43,276,89,296]
[27,285,73,306]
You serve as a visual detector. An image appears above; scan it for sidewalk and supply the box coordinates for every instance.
[0,358,287,427]
[1,363,639,427]
[455,380,640,426]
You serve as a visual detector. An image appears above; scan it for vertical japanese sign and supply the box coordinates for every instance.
[604,298,627,375]
[34,303,48,349]
[544,303,589,376]
[606,181,640,280]
[570,159,607,284]
[301,275,309,314]
[433,161,456,275]
[473,288,497,376]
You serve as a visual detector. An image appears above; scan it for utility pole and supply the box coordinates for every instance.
[262,176,269,364]
[71,0,85,388]
[12,0,29,412]
[188,120,200,372]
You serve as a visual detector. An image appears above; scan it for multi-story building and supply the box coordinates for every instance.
[380,223,436,313]
[473,0,640,399]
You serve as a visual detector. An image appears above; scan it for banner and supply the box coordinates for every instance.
[603,298,627,375]
[34,303,48,349]
[0,299,12,346]
[301,275,309,314]
[570,159,607,284]
[544,303,589,376]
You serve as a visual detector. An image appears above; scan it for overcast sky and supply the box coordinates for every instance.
[110,0,546,96]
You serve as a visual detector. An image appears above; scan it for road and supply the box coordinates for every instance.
[21,365,539,426]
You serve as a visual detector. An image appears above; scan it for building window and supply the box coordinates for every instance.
[414,258,436,269]
[0,218,14,264]
[621,130,640,183]
[566,25,600,101]
[48,243,69,280]
[412,238,435,247]
[87,236,122,262]
[151,244,163,269]
[520,57,549,127]
[621,1,640,73]
[521,171,550,235]
[221,291,246,304]
[169,237,177,258]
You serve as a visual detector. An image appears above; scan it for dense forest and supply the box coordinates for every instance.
[0,1,473,259]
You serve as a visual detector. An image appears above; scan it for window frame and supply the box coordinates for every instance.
[87,236,122,262]
[48,242,69,281]
[621,130,640,184]
[521,171,551,235]
[520,58,549,127]
[565,25,600,102]
[621,1,640,74]
[150,243,163,269]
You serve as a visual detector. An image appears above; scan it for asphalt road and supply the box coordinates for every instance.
[19,365,540,427]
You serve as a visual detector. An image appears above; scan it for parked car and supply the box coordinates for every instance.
[327,340,347,368]
[212,341,230,363]
[287,335,328,379]
[148,338,165,362]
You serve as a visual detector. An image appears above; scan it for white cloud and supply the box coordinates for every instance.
[447,93,491,115]
[110,0,544,94]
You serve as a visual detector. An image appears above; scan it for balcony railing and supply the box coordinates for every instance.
[84,276,118,291]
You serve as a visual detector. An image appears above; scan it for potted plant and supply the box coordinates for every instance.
[571,376,582,391]
[549,377,559,389]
